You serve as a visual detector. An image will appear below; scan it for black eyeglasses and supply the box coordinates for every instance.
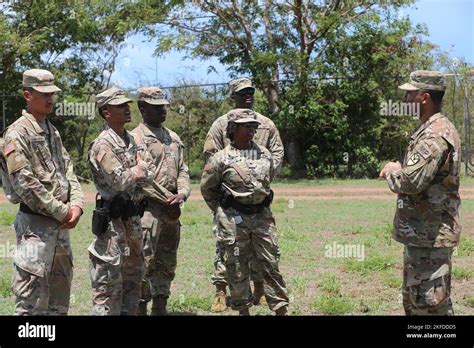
[241,123,259,129]
[235,88,255,96]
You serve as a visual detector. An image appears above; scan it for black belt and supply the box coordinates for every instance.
[97,196,147,220]
[230,200,266,215]
[19,203,46,217]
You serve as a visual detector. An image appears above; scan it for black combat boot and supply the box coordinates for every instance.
[137,301,148,316]
[150,296,168,316]
[275,306,288,316]
[239,308,250,316]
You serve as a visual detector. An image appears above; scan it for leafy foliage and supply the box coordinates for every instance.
[0,0,180,178]
[150,0,439,177]
[0,1,472,178]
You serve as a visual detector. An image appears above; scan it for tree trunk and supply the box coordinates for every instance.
[263,81,280,114]
[284,136,305,177]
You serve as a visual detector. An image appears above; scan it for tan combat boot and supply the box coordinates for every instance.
[137,301,148,316]
[150,296,168,316]
[211,283,227,313]
[252,281,267,306]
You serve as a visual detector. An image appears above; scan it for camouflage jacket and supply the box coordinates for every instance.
[386,113,461,248]
[1,110,84,222]
[200,142,274,212]
[89,127,155,202]
[203,109,284,174]
[131,123,190,201]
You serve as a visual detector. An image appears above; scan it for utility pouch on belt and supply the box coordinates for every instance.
[262,189,274,207]
[166,204,181,220]
[122,198,147,219]
[92,195,110,236]
[218,186,233,209]
[106,194,147,220]
[218,187,274,214]
[138,199,148,218]
[110,194,127,219]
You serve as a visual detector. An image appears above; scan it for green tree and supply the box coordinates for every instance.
[151,0,434,177]
[0,0,181,178]
[434,52,474,175]
[161,82,232,178]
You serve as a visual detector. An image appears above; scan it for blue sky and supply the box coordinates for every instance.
[111,0,473,89]
[407,0,473,61]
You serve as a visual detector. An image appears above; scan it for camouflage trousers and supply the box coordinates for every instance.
[140,202,180,302]
[12,211,73,316]
[211,240,264,287]
[402,246,454,316]
[88,215,144,316]
[214,206,289,311]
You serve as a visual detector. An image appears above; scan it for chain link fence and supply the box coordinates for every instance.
[1,77,473,177]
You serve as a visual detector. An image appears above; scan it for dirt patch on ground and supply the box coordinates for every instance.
[191,185,474,201]
[460,210,474,239]
[3,184,474,203]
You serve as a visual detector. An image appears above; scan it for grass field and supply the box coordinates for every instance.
[0,180,473,316]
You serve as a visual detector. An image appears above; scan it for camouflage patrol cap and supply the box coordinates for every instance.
[137,87,169,105]
[398,70,446,92]
[229,78,255,94]
[95,87,132,108]
[22,69,61,93]
[227,108,261,124]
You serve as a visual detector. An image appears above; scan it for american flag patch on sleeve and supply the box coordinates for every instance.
[3,142,16,156]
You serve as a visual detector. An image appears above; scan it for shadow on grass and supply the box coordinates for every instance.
[163,311,198,316]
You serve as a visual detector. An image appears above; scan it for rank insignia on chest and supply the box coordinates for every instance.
[407,153,420,166]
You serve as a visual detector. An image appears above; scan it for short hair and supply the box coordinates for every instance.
[226,121,238,141]
[23,87,34,93]
[98,105,108,119]
[137,100,147,112]
[421,89,445,104]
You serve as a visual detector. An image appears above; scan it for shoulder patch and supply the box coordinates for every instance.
[407,153,421,166]
[418,144,432,160]
[96,148,106,163]
[6,149,27,174]
[100,151,122,175]
[3,142,16,156]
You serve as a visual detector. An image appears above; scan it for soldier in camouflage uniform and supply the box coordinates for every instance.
[131,87,190,315]
[203,78,284,312]
[1,69,84,315]
[88,87,155,315]
[380,70,461,315]
[201,109,289,316]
